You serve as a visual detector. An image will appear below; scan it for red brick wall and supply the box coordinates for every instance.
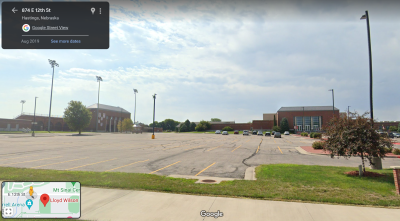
[0,118,32,131]
[251,120,274,130]
[16,115,67,131]
[277,110,340,129]
[210,123,252,131]
[375,122,400,130]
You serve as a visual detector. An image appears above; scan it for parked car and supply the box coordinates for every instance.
[222,131,228,135]
[284,131,290,135]
[265,131,271,136]
[274,132,281,138]
[388,132,395,138]
[234,130,239,134]
[257,131,263,136]
[215,130,221,134]
[393,133,400,138]
[271,131,276,135]
[243,130,249,136]
[252,131,257,135]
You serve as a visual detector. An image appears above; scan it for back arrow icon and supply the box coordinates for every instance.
[12,7,18,13]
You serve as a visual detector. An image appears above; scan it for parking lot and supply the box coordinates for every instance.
[0,132,399,178]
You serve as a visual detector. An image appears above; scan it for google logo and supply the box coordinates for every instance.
[22,24,30,32]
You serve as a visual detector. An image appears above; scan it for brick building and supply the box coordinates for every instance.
[277,106,339,132]
[15,113,68,131]
[86,104,131,132]
[0,118,32,131]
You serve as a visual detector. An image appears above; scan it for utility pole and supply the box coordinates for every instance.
[329,89,335,117]
[20,100,26,115]
[48,59,59,132]
[347,106,351,120]
[32,97,38,137]
[152,94,157,139]
[133,89,138,125]
[95,76,102,132]
[361,11,374,127]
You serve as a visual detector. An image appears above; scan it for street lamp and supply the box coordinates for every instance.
[328,89,335,117]
[48,59,59,132]
[20,100,26,115]
[152,93,157,139]
[133,89,138,125]
[302,107,305,132]
[361,11,374,127]
[95,76,103,132]
[32,97,38,137]
[347,106,351,120]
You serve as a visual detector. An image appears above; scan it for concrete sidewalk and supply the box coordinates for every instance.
[79,186,400,221]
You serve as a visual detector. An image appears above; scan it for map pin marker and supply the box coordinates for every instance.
[40,194,50,207]
[71,182,76,186]
[26,199,33,210]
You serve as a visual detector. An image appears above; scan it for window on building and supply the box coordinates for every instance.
[295,117,303,126]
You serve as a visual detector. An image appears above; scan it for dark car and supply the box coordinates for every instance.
[274,132,281,138]
[388,132,395,138]
[234,130,239,134]
[265,132,271,136]
[271,131,276,135]
[252,131,257,135]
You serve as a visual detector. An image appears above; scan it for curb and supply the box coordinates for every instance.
[168,175,237,184]
[295,146,400,158]
[244,166,257,180]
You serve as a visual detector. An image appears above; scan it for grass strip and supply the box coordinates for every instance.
[0,164,399,207]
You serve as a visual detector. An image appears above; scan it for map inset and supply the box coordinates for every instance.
[2,182,80,218]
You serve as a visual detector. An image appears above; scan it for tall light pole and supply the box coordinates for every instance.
[361,11,374,127]
[302,107,305,132]
[347,106,351,120]
[48,59,59,132]
[328,89,334,117]
[20,100,26,115]
[32,97,38,137]
[152,93,157,139]
[95,76,103,132]
[133,89,138,125]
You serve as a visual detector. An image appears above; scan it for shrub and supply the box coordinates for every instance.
[289,129,295,134]
[393,148,400,155]
[301,132,308,136]
[310,132,315,138]
[222,126,234,131]
[272,126,280,132]
[313,133,322,139]
[312,141,325,149]
[383,147,392,154]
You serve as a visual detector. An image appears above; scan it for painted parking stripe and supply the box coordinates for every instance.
[185,145,204,150]
[31,157,89,168]
[195,162,216,176]
[231,145,242,152]
[0,156,63,166]
[163,145,183,150]
[1,155,39,161]
[105,159,149,172]
[206,144,223,152]
[149,161,181,174]
[277,146,283,154]
[256,145,260,153]
[64,158,117,171]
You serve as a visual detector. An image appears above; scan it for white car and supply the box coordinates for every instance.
[243,130,249,135]
[284,131,290,135]
[222,131,228,135]
[215,130,221,134]
[393,133,400,138]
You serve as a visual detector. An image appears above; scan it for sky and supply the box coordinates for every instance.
[1,0,399,124]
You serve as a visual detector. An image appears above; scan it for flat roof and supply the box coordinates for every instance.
[278,106,339,112]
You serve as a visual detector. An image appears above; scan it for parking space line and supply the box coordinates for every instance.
[163,145,182,150]
[105,159,149,172]
[246,140,250,142]
[256,145,260,153]
[184,145,204,150]
[1,155,39,161]
[31,157,89,168]
[277,146,283,154]
[64,158,117,171]
[195,162,216,176]
[206,144,224,152]
[0,156,63,166]
[231,145,242,152]
[274,140,276,143]
[149,161,181,174]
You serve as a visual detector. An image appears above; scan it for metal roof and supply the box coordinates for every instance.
[87,104,130,114]
[278,106,339,112]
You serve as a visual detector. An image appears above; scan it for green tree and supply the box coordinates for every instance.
[280,117,289,133]
[199,120,211,130]
[389,126,397,132]
[163,119,180,131]
[149,121,160,128]
[273,115,277,126]
[117,121,122,132]
[184,119,191,129]
[179,123,189,132]
[63,101,92,135]
[122,118,134,133]
[323,112,393,174]
[211,118,221,122]
[222,126,234,131]
[190,122,196,131]
[272,126,280,132]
